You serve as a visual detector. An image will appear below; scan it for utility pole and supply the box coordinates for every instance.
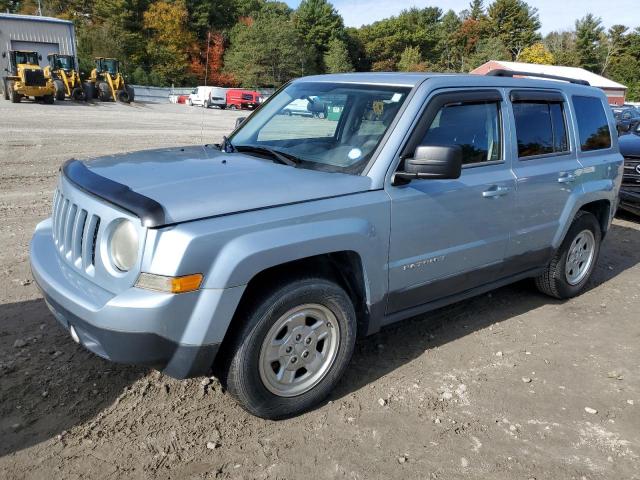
[37,0,43,16]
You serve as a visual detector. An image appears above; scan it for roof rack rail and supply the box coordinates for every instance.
[486,69,590,86]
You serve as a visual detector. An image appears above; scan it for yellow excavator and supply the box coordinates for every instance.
[44,53,85,101]
[1,50,55,103]
[85,57,134,103]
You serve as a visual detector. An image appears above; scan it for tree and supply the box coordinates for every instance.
[143,0,195,85]
[294,0,345,74]
[323,38,354,73]
[186,0,239,40]
[397,46,428,71]
[575,14,604,72]
[190,32,237,86]
[224,12,309,87]
[468,37,511,69]
[544,31,579,66]
[436,9,462,71]
[468,0,485,20]
[487,0,541,60]
[518,42,554,64]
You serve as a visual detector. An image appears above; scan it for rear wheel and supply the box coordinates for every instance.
[125,85,135,103]
[97,82,112,101]
[229,104,237,110]
[53,79,65,101]
[8,82,21,103]
[116,89,131,103]
[83,82,95,101]
[219,277,357,419]
[535,211,601,299]
[71,86,85,101]
[43,94,55,104]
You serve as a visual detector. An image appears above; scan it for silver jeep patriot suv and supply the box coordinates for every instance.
[30,72,623,418]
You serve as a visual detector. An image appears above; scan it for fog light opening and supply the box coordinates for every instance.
[69,325,80,344]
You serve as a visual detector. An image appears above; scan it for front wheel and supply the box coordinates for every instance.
[53,79,65,101]
[535,211,602,299]
[220,277,357,419]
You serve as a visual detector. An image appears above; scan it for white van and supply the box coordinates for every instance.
[188,86,228,108]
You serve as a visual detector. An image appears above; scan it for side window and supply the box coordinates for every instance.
[572,96,611,151]
[513,101,569,158]
[420,101,502,165]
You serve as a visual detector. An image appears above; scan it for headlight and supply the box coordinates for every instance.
[110,220,139,271]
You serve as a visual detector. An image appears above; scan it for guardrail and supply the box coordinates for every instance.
[131,85,192,103]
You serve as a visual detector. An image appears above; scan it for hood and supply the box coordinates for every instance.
[79,145,373,226]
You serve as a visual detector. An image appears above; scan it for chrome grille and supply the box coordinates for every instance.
[51,188,101,273]
[623,156,640,185]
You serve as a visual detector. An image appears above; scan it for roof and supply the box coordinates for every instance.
[475,61,627,90]
[0,12,73,25]
[295,72,603,94]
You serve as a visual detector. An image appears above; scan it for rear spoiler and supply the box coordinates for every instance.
[486,69,590,86]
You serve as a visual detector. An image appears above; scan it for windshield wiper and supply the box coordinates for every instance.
[234,145,299,167]
[219,136,235,153]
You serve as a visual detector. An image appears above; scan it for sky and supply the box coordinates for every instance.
[285,0,640,34]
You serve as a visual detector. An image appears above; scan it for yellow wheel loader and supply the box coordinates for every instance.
[44,54,85,101]
[85,57,134,103]
[1,50,55,104]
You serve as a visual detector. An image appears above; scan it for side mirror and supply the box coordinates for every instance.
[394,145,462,184]
[38,54,42,60]
[235,117,246,128]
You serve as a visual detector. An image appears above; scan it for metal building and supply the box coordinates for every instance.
[0,13,77,68]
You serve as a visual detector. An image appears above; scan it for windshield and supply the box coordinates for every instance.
[15,52,39,65]
[100,59,118,75]
[55,56,74,70]
[230,82,410,174]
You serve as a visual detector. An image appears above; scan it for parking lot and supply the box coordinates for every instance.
[0,100,639,479]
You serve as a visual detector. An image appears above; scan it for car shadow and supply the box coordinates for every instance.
[0,298,146,457]
[0,223,637,454]
[332,220,640,400]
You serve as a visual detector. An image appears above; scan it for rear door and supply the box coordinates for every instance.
[386,89,516,315]
[505,90,582,273]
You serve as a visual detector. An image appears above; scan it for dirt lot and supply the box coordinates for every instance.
[1,100,639,480]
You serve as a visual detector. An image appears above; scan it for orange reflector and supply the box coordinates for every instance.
[170,274,203,293]
[136,273,203,294]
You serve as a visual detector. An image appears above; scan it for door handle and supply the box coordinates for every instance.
[482,186,511,198]
[558,173,576,184]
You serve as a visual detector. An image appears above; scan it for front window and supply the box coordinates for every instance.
[100,59,119,75]
[54,56,74,71]
[15,51,39,65]
[230,82,410,174]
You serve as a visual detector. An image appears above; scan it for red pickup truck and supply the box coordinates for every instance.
[226,89,261,110]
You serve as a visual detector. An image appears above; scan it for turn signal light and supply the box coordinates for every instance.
[136,273,203,294]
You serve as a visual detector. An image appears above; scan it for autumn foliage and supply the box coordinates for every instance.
[189,33,238,87]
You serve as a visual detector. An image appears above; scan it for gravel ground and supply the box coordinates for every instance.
[1,100,639,480]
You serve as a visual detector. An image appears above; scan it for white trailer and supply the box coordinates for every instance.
[0,13,77,69]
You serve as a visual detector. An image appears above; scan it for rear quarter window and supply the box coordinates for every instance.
[572,96,612,151]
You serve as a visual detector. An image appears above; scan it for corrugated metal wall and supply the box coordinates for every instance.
[0,14,76,68]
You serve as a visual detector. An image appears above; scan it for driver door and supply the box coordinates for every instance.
[386,89,516,315]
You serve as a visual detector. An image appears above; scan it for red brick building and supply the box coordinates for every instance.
[471,60,627,106]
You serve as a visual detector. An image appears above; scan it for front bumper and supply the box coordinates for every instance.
[619,187,640,216]
[30,219,245,378]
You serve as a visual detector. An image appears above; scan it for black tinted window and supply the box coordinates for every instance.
[421,102,502,165]
[513,102,569,157]
[572,96,611,151]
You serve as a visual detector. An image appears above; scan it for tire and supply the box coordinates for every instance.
[53,79,65,101]
[116,89,131,103]
[42,94,55,104]
[97,82,112,101]
[125,85,135,103]
[188,98,193,106]
[9,82,20,103]
[83,82,95,101]
[229,104,237,110]
[220,105,226,110]
[71,86,85,101]
[220,277,357,419]
[535,211,601,299]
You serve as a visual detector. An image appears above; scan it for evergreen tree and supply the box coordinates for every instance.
[294,0,345,74]
[575,14,604,72]
[324,38,354,73]
[487,0,541,60]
